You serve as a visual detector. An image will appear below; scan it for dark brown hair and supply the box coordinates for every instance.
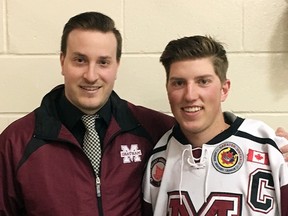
[61,11,122,62]
[160,35,228,83]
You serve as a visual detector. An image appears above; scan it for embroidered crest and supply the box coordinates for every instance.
[150,157,166,187]
[120,144,142,163]
[212,142,244,174]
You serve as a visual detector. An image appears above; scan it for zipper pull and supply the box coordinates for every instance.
[96,176,101,197]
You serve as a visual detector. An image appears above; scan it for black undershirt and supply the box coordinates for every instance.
[57,91,111,147]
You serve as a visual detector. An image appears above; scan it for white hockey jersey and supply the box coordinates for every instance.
[143,114,288,216]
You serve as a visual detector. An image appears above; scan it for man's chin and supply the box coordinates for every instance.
[77,102,101,115]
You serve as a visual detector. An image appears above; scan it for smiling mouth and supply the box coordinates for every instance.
[81,86,101,91]
[182,106,203,113]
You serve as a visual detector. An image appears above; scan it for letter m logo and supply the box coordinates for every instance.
[120,144,142,163]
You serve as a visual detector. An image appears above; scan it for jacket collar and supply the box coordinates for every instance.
[33,84,140,141]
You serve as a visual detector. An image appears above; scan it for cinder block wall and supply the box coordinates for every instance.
[1,0,288,132]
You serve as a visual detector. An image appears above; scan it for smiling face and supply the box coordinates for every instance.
[166,57,230,144]
[60,29,119,115]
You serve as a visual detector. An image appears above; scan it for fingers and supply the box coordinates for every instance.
[277,128,288,161]
[281,145,288,157]
[276,127,288,139]
[280,145,288,162]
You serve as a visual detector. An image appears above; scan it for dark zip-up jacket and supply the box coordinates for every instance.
[0,86,175,216]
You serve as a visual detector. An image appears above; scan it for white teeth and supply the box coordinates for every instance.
[82,86,99,91]
[183,106,202,112]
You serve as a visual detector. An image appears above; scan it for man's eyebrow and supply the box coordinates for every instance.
[72,52,86,57]
[168,74,214,81]
[168,77,185,82]
[169,77,183,80]
[71,52,113,61]
[196,74,214,79]
[98,56,112,60]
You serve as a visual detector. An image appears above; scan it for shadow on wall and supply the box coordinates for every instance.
[269,5,288,100]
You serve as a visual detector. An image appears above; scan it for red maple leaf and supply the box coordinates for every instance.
[254,153,263,161]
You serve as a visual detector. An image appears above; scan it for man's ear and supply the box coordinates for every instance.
[60,52,65,75]
[221,79,231,102]
[115,61,120,80]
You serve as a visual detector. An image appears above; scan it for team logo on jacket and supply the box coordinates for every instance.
[120,144,142,163]
[212,142,244,174]
[150,157,166,187]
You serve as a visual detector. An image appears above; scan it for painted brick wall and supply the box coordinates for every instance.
[0,0,288,132]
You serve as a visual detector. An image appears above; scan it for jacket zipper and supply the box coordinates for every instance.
[96,176,101,197]
[93,128,137,215]
[95,174,104,216]
[94,130,123,216]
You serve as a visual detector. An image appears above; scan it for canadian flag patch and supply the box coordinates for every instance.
[247,149,269,165]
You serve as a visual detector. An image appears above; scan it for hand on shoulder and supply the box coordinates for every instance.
[276,127,288,162]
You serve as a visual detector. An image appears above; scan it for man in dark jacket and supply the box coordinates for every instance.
[0,12,175,215]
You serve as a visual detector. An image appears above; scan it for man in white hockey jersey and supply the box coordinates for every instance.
[142,35,288,215]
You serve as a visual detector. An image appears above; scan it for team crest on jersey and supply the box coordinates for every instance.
[120,144,142,163]
[150,157,166,187]
[212,142,244,174]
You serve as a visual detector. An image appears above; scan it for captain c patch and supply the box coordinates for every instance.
[150,157,166,187]
[212,142,244,174]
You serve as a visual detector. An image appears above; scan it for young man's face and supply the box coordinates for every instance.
[166,57,230,140]
[60,29,119,115]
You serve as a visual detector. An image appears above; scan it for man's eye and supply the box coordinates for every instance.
[198,79,210,85]
[74,57,86,64]
[99,60,109,66]
[171,80,184,87]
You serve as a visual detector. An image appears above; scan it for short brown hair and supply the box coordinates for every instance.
[160,35,228,83]
[61,11,122,62]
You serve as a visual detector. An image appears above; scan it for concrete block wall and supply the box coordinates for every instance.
[0,0,288,133]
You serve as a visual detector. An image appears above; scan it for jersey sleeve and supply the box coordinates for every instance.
[142,129,173,215]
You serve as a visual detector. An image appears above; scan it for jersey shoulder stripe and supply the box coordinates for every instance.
[236,117,287,149]
[235,130,278,149]
[152,128,173,155]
